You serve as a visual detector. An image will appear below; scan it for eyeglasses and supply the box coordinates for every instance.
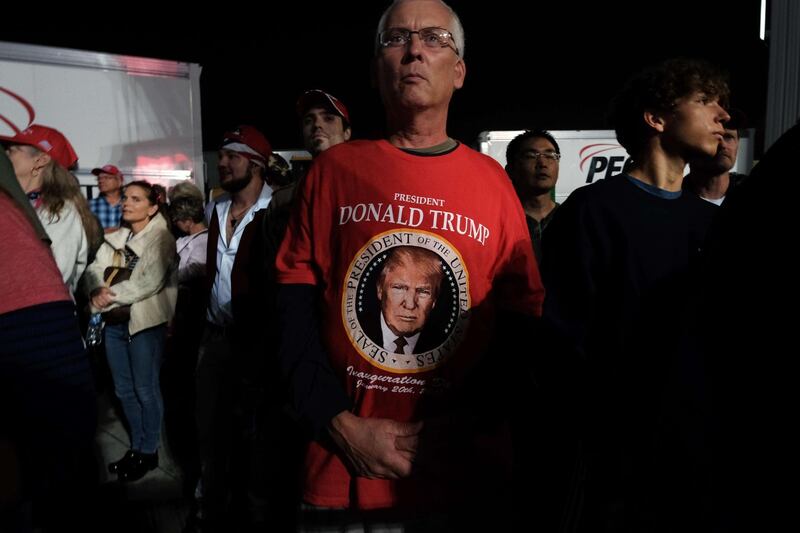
[378,27,460,55]
[524,151,561,162]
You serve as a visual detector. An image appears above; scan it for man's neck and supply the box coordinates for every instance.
[386,107,450,149]
[685,171,730,200]
[629,148,687,192]
[230,178,265,209]
[522,194,557,222]
[104,191,121,205]
[188,221,207,235]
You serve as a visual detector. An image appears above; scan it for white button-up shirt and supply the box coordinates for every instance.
[206,183,273,325]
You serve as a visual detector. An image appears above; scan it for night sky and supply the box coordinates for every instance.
[1,0,769,154]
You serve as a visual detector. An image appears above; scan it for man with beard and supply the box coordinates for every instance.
[505,129,561,263]
[191,125,296,531]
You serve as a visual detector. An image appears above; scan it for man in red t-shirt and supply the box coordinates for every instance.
[275,0,544,528]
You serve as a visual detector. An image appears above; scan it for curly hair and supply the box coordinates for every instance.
[169,196,205,224]
[168,181,204,204]
[610,58,730,158]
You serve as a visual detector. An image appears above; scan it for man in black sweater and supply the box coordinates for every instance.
[540,58,730,531]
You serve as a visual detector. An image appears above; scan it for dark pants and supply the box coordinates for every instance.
[0,301,96,532]
[195,323,294,528]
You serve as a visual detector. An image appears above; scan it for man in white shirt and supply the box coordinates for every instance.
[193,125,296,531]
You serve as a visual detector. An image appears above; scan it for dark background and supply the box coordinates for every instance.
[1,0,769,154]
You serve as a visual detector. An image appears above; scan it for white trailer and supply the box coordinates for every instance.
[0,41,204,198]
[477,129,754,203]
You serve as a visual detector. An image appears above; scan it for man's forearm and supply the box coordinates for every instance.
[277,283,351,439]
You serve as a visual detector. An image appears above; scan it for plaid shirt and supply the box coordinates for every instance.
[89,195,122,229]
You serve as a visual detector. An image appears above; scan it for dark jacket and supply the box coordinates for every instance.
[701,126,797,531]
[205,181,297,376]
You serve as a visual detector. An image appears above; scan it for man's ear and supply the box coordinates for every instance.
[344,127,352,142]
[505,163,517,180]
[453,58,466,90]
[643,109,667,133]
[370,59,378,89]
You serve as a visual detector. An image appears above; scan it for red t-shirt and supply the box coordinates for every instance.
[276,140,544,510]
[0,191,71,314]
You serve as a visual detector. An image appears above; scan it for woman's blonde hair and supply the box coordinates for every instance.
[32,147,102,253]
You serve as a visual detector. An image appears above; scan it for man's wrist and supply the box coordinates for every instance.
[328,410,354,439]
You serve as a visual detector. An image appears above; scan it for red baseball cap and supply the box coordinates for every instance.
[221,125,272,167]
[91,164,123,178]
[296,90,351,126]
[0,124,78,170]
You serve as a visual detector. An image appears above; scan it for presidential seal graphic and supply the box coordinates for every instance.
[342,230,470,373]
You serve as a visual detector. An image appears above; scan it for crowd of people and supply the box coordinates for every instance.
[1,1,793,532]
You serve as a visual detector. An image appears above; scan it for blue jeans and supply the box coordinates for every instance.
[105,323,166,453]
